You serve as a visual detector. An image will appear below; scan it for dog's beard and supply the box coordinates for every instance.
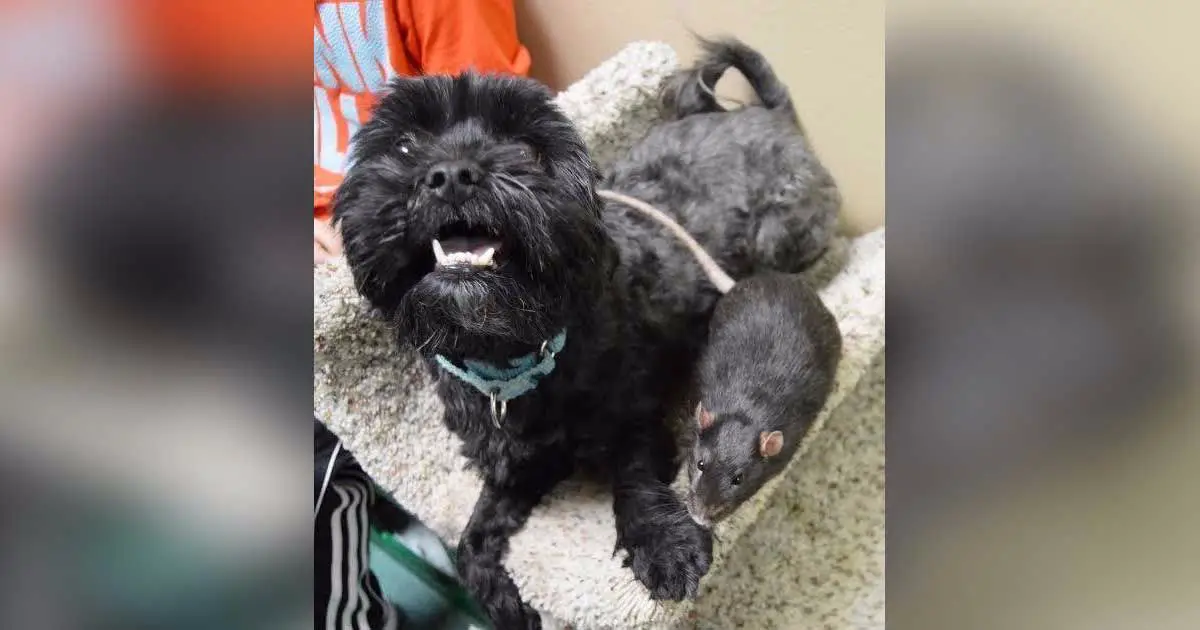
[387,170,604,353]
[398,256,560,352]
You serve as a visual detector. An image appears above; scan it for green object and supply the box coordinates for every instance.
[369,527,492,629]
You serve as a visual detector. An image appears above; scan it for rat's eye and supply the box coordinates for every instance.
[696,460,706,472]
[731,474,743,486]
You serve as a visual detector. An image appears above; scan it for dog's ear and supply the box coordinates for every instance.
[600,229,620,279]
[696,403,714,431]
[759,431,784,458]
[330,169,419,318]
[547,134,602,216]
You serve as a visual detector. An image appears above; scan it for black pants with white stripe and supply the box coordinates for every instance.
[315,419,407,630]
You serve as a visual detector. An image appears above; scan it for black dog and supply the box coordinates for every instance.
[334,38,836,629]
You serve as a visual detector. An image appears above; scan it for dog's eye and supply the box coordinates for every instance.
[696,460,706,472]
[394,134,414,155]
[731,474,742,486]
[518,143,541,165]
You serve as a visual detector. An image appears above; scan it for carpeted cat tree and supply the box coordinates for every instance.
[315,42,885,629]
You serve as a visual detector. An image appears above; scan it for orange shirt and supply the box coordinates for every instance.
[313,0,531,219]
[128,0,311,92]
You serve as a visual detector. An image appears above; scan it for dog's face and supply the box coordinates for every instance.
[334,74,613,353]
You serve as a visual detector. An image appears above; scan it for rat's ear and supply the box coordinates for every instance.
[696,402,714,432]
[759,431,784,458]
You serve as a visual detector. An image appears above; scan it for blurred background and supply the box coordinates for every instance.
[888,1,1200,628]
[0,1,312,628]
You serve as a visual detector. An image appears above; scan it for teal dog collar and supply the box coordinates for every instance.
[434,329,567,427]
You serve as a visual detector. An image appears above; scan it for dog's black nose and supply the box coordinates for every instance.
[425,160,483,200]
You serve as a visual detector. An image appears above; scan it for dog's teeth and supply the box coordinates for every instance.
[432,240,497,269]
[432,239,447,265]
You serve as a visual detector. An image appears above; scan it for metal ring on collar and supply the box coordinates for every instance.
[489,393,507,428]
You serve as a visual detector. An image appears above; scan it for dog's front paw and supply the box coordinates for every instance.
[620,516,713,600]
[457,555,542,630]
[485,599,542,630]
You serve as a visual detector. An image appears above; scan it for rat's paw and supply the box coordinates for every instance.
[620,516,713,600]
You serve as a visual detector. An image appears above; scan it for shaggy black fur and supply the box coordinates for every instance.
[604,37,840,277]
[333,38,837,629]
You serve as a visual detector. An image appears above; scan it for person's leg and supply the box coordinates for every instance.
[315,419,404,630]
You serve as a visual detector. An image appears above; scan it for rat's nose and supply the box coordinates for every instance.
[425,160,483,201]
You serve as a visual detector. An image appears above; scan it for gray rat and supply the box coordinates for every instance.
[687,273,841,525]
[596,190,842,526]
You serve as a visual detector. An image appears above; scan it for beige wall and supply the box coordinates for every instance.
[891,0,1200,169]
[516,0,885,235]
